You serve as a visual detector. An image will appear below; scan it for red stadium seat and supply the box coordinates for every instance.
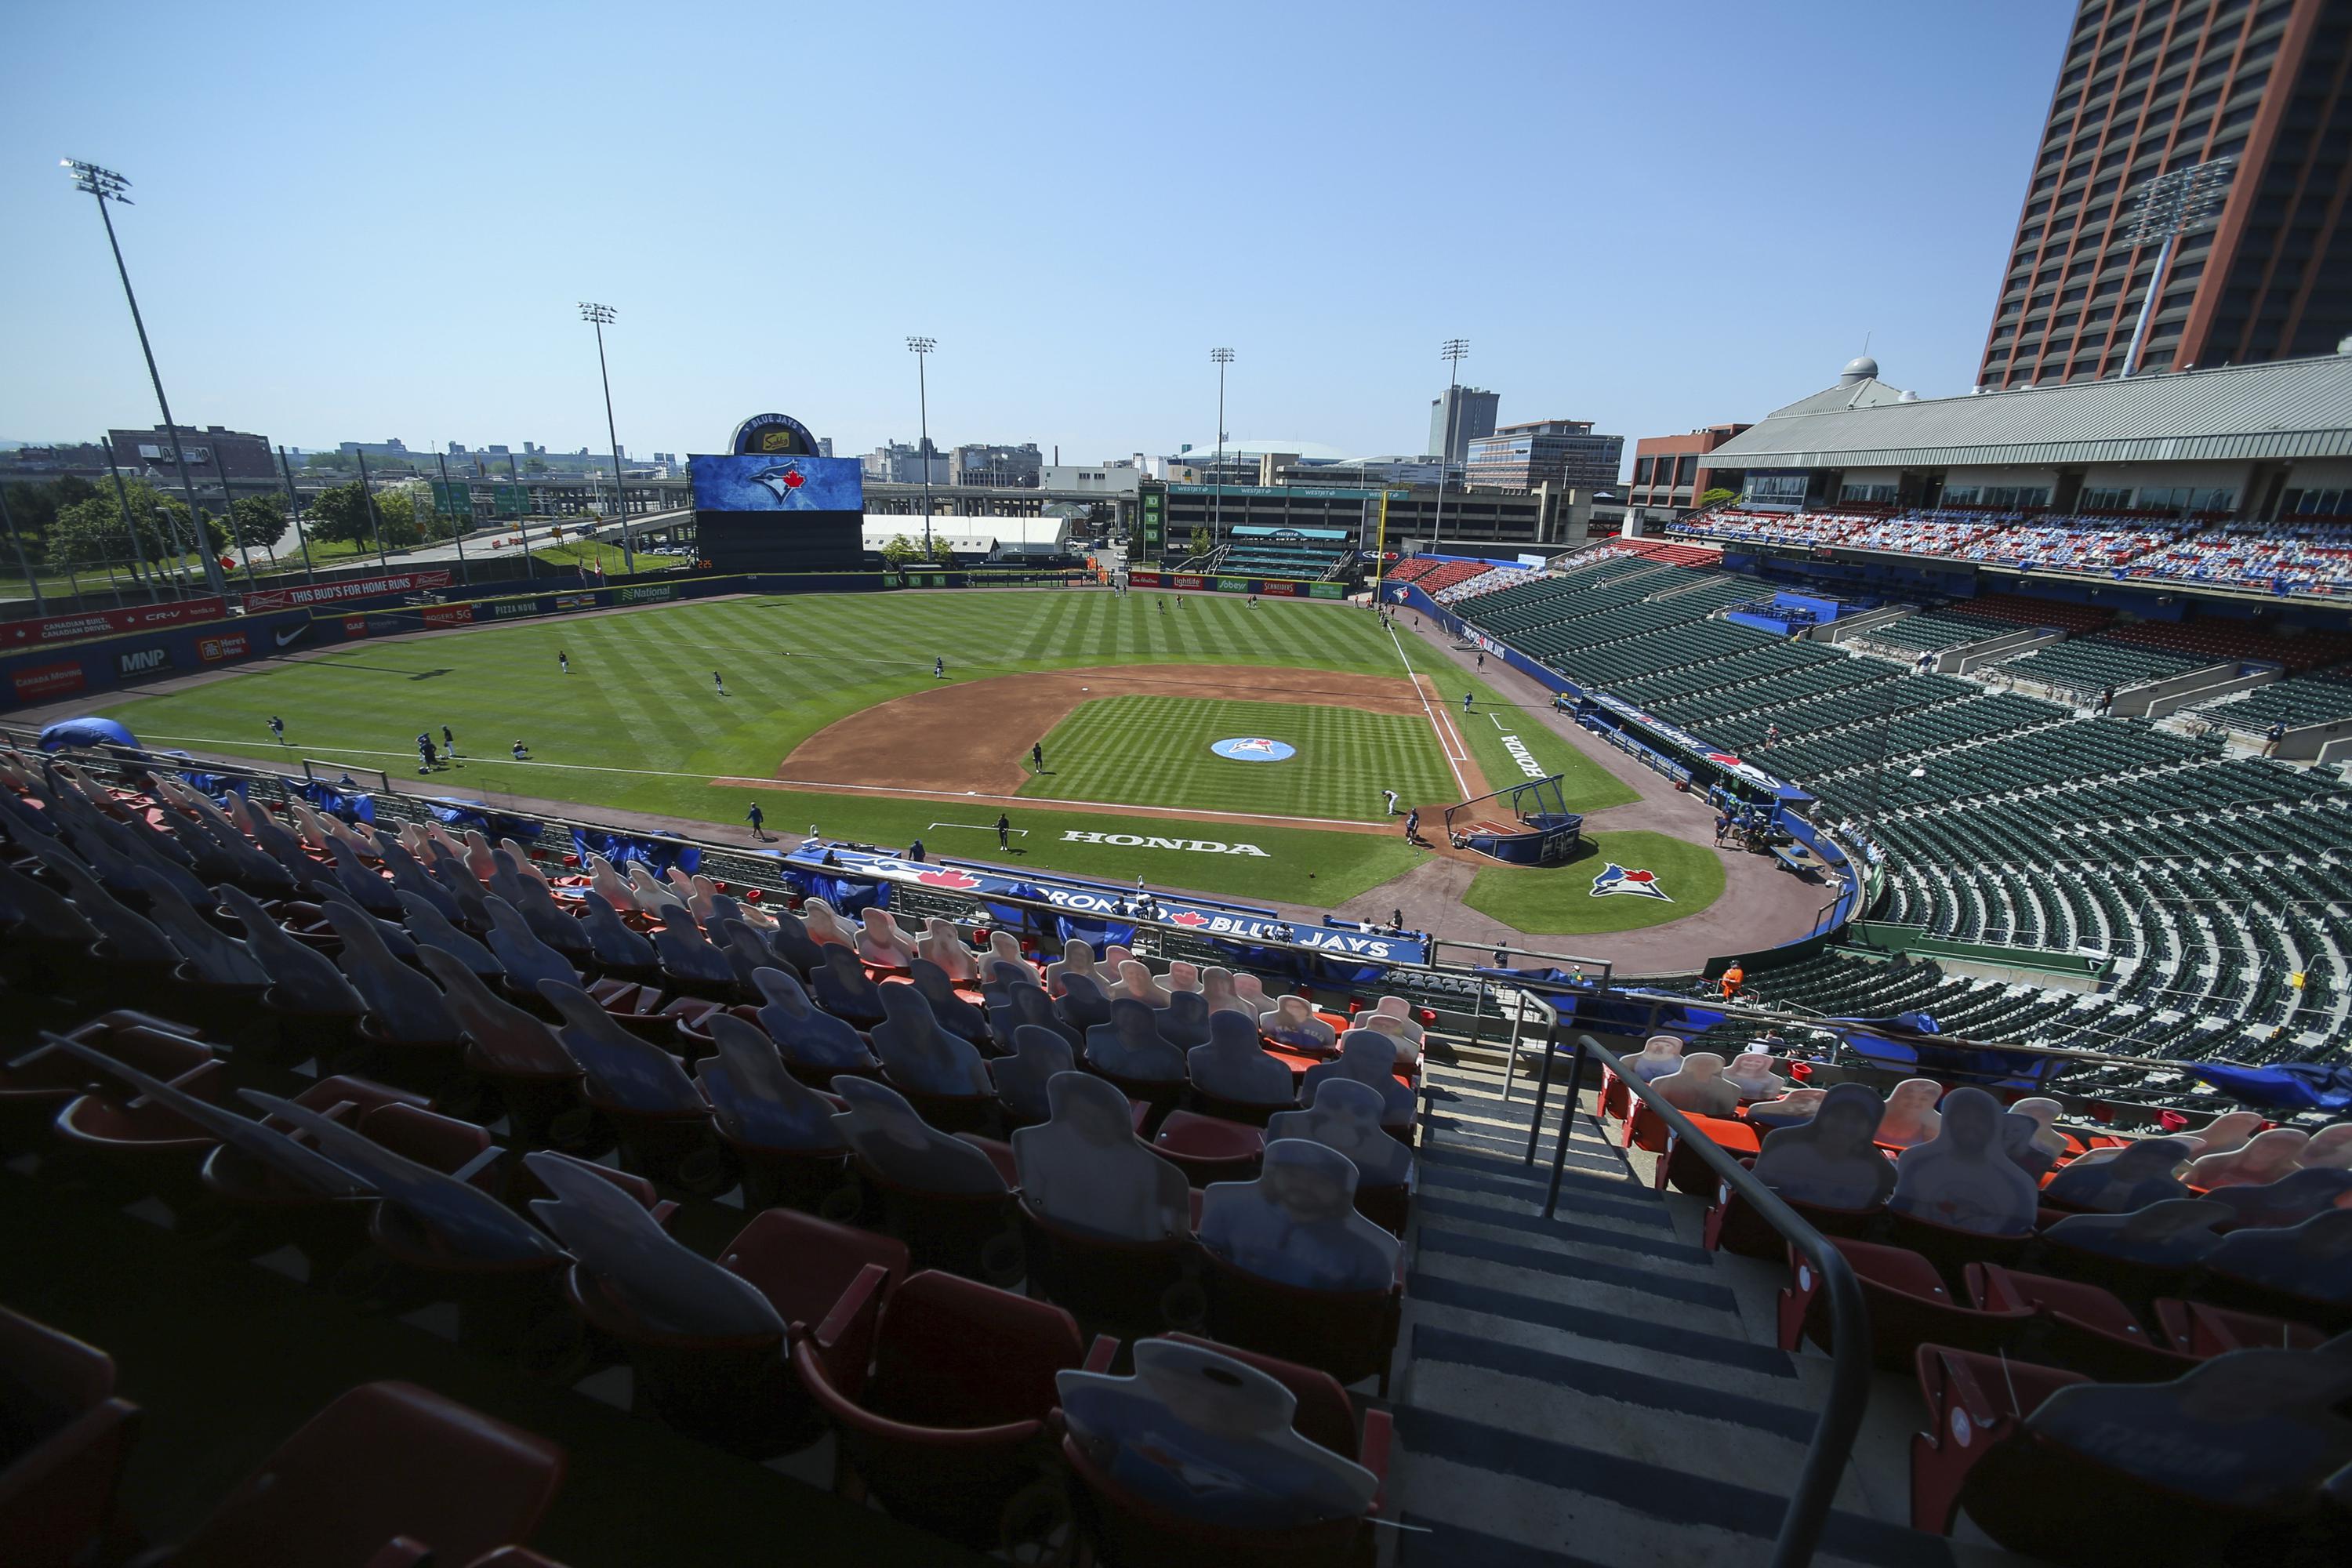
[1908,1345,2087,1535]
[0,1014,211,1152]
[1152,1110,1266,1187]
[142,1381,565,1568]
[1967,1263,2199,1381]
[1703,1170,1881,1258]
[790,1269,1108,1550]
[1779,1238,2031,1370]
[0,1306,140,1568]
[2152,1298,2328,1358]
[852,1136,1022,1283]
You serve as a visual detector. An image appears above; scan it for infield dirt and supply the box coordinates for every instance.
[778,662,1479,801]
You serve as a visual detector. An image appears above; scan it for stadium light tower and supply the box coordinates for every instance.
[1210,347,1234,552]
[906,336,936,554]
[1432,338,1468,545]
[578,302,635,573]
[63,158,230,597]
[2118,156,2236,377]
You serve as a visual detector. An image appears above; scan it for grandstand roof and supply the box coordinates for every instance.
[1701,349,2352,472]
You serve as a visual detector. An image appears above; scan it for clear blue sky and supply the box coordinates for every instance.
[2,1,2072,470]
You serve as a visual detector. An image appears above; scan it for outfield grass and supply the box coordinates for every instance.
[1018,695,1453,821]
[1462,830,1727,935]
[98,590,1426,904]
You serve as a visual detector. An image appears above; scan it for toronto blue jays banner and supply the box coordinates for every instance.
[779,843,1431,966]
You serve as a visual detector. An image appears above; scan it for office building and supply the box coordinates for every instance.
[951,442,1043,488]
[337,437,412,459]
[1628,423,1751,517]
[109,423,276,481]
[1464,418,1624,491]
[1427,386,1499,464]
[862,440,950,486]
[1978,0,2352,390]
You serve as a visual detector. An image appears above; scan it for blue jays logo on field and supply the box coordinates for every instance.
[1210,736,1298,762]
[1590,863,1672,902]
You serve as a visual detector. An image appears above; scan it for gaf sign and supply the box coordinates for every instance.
[117,645,173,679]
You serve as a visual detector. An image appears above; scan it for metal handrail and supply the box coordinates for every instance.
[1523,1031,1871,1568]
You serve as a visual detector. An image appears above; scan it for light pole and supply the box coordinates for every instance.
[2118,157,2235,378]
[1210,347,1234,557]
[64,158,230,598]
[906,336,936,554]
[1433,338,1468,546]
[579,303,635,573]
[275,445,316,584]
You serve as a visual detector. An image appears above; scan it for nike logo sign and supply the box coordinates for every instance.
[274,623,308,648]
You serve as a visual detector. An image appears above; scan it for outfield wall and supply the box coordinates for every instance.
[0,567,1096,713]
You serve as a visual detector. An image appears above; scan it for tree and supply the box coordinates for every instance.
[880,534,920,571]
[1697,487,1738,509]
[45,481,225,567]
[522,457,548,474]
[230,493,289,553]
[303,481,379,547]
[926,533,959,566]
[1187,527,1210,559]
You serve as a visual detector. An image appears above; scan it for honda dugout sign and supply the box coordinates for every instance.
[2,595,227,648]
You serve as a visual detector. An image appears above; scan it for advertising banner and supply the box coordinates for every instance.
[243,570,454,612]
[617,584,674,604]
[197,629,252,662]
[421,604,476,627]
[10,660,87,702]
[554,593,598,611]
[779,844,1428,964]
[2,595,227,648]
[1128,571,1163,589]
[1587,691,1786,792]
[485,597,540,619]
[343,615,369,637]
[115,644,173,680]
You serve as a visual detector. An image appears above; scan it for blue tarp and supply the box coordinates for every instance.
[2189,1060,2352,1112]
[38,717,137,752]
[569,827,701,877]
[299,779,376,824]
[426,798,545,842]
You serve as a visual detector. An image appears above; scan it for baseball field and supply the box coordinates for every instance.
[94,588,1708,930]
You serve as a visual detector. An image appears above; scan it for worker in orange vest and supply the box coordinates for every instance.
[1720,962,1745,1001]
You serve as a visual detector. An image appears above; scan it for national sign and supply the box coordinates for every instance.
[1590,863,1672,902]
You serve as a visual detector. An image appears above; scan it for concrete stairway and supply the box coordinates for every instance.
[1387,1058,1978,1568]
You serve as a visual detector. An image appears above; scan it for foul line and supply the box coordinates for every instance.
[123,732,1393,832]
[1383,615,1471,798]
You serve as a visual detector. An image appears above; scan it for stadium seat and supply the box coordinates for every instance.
[1196,1142,1403,1392]
[1966,1262,2199,1381]
[417,950,593,1149]
[694,1014,849,1209]
[1186,1011,1301,1126]
[1778,1238,2031,1369]
[0,1306,140,1568]
[750,968,880,1087]
[833,1078,1019,1280]
[1055,1334,1389,1568]
[907,958,991,1044]
[140,1381,566,1568]
[2151,1298,2328,1357]
[1153,1110,1267,1189]
[790,1269,1110,1550]
[1934,1341,2352,1563]
[812,945,889,1027]
[1907,1344,2088,1537]
[0,1011,210,1152]
[540,982,730,1194]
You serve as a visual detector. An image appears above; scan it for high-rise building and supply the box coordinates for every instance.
[1426,386,1499,464]
[951,441,1043,488]
[1463,419,1624,492]
[1628,423,1751,517]
[1977,0,2352,390]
